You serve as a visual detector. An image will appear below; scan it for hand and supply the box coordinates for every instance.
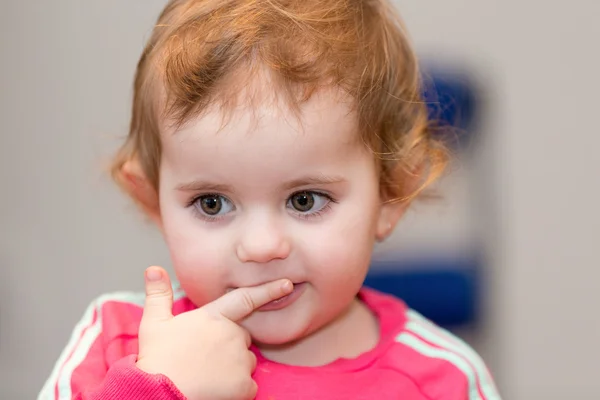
[136,266,293,400]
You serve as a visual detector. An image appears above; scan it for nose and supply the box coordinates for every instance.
[236,216,291,264]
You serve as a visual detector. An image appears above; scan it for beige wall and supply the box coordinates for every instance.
[1,1,599,398]
[392,1,600,398]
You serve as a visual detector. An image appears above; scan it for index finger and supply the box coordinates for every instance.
[204,279,293,322]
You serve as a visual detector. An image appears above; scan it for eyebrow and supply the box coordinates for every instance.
[175,175,346,192]
[280,175,346,191]
[175,181,235,193]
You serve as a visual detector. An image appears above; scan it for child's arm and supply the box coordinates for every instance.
[38,267,292,400]
[37,296,187,400]
[59,355,185,400]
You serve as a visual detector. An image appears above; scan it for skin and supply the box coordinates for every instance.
[125,85,410,371]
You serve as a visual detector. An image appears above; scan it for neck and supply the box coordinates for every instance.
[257,297,379,366]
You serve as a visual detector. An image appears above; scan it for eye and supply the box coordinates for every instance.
[288,191,330,214]
[193,194,234,217]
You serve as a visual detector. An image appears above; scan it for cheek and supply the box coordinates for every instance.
[305,206,377,287]
[168,234,231,306]
[160,205,231,305]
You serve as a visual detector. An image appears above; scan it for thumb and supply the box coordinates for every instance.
[141,266,174,322]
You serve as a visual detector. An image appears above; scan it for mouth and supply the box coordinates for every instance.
[227,282,307,312]
[258,282,307,311]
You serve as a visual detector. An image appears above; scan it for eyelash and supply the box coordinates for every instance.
[186,193,231,222]
[187,191,337,222]
[290,191,336,221]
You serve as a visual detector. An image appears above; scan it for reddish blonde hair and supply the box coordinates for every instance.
[112,0,447,202]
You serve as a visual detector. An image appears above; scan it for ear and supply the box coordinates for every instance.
[375,165,423,242]
[374,197,411,242]
[119,159,163,228]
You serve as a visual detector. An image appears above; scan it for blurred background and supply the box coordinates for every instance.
[1,1,599,398]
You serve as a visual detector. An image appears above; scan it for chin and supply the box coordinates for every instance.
[251,332,298,346]
[244,310,318,346]
[247,320,310,346]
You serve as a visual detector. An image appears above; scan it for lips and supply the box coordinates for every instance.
[257,282,307,311]
[227,280,304,292]
[225,282,307,312]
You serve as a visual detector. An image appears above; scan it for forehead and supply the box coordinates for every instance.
[160,87,365,177]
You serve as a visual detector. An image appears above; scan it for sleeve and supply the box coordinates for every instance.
[398,309,502,400]
[37,297,187,400]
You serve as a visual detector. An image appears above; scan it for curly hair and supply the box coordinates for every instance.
[112,0,447,203]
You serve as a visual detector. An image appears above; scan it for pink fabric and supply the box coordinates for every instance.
[40,288,500,400]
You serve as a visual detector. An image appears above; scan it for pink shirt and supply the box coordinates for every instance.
[38,287,500,399]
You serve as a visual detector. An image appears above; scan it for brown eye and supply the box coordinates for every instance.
[192,194,234,220]
[194,194,234,218]
[290,192,315,212]
[200,195,222,215]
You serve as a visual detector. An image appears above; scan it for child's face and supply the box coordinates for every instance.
[157,88,395,345]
